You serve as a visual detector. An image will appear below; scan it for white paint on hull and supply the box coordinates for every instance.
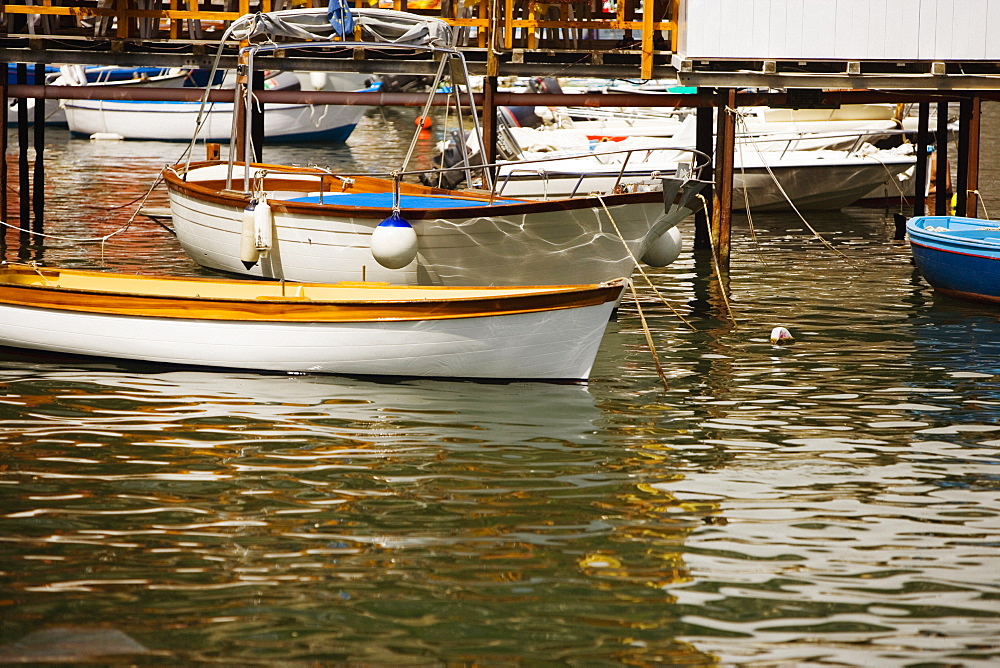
[0,301,616,380]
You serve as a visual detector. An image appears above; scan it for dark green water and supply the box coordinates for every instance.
[0,105,998,665]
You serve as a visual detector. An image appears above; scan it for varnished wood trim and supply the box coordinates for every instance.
[0,265,622,323]
[165,161,664,220]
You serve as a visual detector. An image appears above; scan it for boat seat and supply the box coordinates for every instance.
[285,193,524,208]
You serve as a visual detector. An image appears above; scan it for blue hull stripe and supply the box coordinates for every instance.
[909,241,1000,304]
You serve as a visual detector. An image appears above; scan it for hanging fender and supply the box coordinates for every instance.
[253,197,273,253]
[240,199,261,267]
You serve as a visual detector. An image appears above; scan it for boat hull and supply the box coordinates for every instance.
[499,152,913,211]
[166,163,699,286]
[64,99,366,142]
[907,215,1000,305]
[0,265,621,381]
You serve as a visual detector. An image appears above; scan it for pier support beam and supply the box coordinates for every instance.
[32,63,44,235]
[1,64,7,242]
[955,95,980,218]
[250,70,264,164]
[16,63,29,237]
[933,101,950,216]
[482,75,497,168]
[712,88,735,268]
[913,102,929,218]
[693,89,713,251]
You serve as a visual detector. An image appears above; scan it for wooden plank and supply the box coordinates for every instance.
[952,0,986,60]
[916,0,937,60]
[804,0,838,60]
[730,0,752,59]
[751,0,773,59]
[987,1,1000,59]
[778,0,801,59]
[934,0,955,59]
[891,0,920,60]
[867,0,886,60]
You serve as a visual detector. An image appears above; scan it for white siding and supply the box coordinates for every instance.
[677,0,1000,61]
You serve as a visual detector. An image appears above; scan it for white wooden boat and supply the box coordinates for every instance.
[64,72,374,142]
[0,263,623,381]
[164,8,708,285]
[165,162,702,285]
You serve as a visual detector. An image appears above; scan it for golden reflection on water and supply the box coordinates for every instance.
[2,106,1000,664]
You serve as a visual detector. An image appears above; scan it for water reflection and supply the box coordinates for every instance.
[0,361,717,663]
[2,105,1000,664]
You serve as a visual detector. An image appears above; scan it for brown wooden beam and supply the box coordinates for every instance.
[712,88,735,269]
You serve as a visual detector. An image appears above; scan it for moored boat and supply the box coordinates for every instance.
[0,263,624,381]
[165,162,702,286]
[64,71,375,142]
[7,65,191,126]
[164,8,708,285]
[907,215,1000,305]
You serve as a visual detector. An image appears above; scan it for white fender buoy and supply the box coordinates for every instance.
[308,71,328,90]
[770,326,794,345]
[253,198,273,253]
[371,212,418,269]
[641,226,683,267]
[240,199,260,268]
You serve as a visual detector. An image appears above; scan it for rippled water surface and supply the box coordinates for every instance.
[0,104,998,665]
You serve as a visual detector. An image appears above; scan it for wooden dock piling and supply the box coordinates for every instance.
[712,88,736,269]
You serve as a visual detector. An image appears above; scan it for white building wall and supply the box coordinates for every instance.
[676,0,1000,61]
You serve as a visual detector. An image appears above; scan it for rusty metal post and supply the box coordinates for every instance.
[912,101,929,218]
[934,101,949,216]
[712,88,735,268]
[693,93,713,250]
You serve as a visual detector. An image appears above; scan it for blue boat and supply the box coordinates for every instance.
[907,215,1000,305]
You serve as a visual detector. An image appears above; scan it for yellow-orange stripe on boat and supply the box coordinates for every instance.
[0,264,623,323]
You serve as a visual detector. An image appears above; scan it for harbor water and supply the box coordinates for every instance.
[0,104,998,665]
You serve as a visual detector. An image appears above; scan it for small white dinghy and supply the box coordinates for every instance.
[0,263,624,381]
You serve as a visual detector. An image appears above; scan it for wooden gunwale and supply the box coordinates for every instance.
[164,162,664,219]
[0,265,622,323]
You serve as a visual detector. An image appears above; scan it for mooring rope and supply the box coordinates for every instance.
[728,106,864,271]
[594,194,696,331]
[627,278,670,391]
[0,167,167,263]
[732,111,768,266]
[694,192,738,328]
[969,190,992,222]
[593,194,686,391]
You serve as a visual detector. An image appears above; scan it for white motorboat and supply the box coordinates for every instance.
[64,71,375,142]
